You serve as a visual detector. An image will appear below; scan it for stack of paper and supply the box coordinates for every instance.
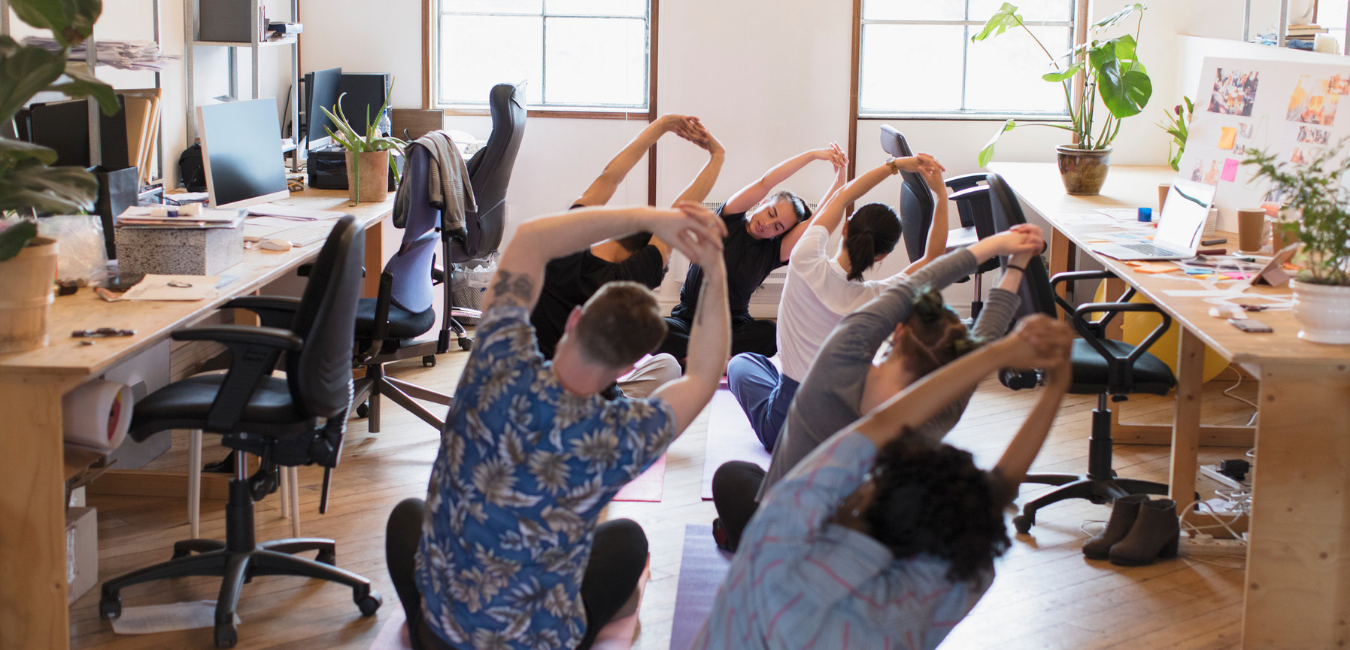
[24,37,180,72]
[117,207,245,229]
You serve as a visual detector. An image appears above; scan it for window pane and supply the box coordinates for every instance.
[965,24,1070,113]
[441,0,541,15]
[544,17,646,106]
[968,0,1074,23]
[863,0,966,21]
[546,0,645,17]
[439,15,543,105]
[859,24,964,113]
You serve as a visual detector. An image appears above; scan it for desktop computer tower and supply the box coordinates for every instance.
[307,145,402,192]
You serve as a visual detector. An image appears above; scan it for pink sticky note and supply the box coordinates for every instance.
[1221,158,1239,182]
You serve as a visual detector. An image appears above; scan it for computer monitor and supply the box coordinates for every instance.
[197,98,290,209]
[304,66,342,149]
[338,73,391,134]
[28,97,130,169]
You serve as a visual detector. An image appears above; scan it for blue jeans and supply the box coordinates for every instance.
[726,353,799,451]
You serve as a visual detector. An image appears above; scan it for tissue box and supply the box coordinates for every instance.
[116,226,243,276]
[66,507,98,604]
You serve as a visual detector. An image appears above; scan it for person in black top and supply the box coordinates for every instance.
[529,113,726,396]
[659,144,848,360]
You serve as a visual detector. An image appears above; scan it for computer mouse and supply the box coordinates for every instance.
[259,238,293,252]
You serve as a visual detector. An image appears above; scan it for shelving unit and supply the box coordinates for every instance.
[183,0,300,171]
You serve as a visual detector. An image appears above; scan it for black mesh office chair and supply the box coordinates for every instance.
[879,126,1000,316]
[98,216,381,648]
[976,174,1175,533]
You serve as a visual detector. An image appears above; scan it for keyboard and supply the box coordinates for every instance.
[1122,242,1183,257]
[270,222,334,246]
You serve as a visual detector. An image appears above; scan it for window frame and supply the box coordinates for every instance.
[423,0,658,119]
[855,0,1080,121]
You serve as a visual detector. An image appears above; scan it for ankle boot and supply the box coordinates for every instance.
[1108,498,1180,566]
[1083,494,1149,560]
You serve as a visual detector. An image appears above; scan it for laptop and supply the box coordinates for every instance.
[1091,179,1216,261]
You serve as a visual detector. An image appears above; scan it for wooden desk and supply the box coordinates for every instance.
[991,162,1350,650]
[0,187,394,650]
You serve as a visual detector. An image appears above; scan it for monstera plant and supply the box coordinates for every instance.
[973,3,1152,195]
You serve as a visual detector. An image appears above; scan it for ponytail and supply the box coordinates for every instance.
[845,230,876,282]
[844,203,901,282]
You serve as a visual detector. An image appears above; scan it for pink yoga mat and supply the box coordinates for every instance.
[613,454,667,502]
[701,389,772,500]
[668,524,733,650]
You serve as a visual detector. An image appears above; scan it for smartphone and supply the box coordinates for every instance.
[1229,319,1273,333]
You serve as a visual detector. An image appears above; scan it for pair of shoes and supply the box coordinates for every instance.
[711,518,733,553]
[1082,495,1180,566]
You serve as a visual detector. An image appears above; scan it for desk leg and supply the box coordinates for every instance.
[1169,328,1203,506]
[0,375,79,650]
[1049,227,1077,311]
[363,218,385,299]
[1241,363,1350,649]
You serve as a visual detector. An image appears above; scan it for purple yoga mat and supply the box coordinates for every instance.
[668,524,733,650]
[701,389,772,500]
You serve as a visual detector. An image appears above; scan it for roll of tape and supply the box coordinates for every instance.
[63,380,133,452]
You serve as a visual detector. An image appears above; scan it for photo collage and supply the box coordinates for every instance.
[1194,69,1264,186]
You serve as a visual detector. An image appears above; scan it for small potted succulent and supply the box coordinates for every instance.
[319,81,405,205]
[1244,142,1350,344]
[973,3,1152,195]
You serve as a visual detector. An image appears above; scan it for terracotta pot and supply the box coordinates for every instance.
[1057,145,1113,196]
[1291,280,1350,344]
[0,236,58,353]
[345,150,389,204]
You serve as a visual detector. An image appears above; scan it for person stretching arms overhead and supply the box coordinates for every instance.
[385,202,731,650]
[693,314,1076,650]
[727,152,953,451]
[658,145,848,361]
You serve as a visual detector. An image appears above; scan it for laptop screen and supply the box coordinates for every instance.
[1156,179,1216,252]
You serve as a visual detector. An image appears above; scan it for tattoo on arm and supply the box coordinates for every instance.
[488,270,535,308]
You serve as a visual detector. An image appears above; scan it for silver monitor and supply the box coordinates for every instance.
[197,98,290,209]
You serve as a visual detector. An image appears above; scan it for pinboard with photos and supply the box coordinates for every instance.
[1179,56,1350,231]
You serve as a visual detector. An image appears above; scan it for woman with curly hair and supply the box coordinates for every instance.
[692,314,1075,650]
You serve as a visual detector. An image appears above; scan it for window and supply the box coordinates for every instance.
[432,0,652,113]
[858,0,1076,118]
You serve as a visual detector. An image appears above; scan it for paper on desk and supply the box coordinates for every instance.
[1095,208,1143,221]
[169,192,209,203]
[121,275,218,301]
[110,600,240,634]
[247,203,344,220]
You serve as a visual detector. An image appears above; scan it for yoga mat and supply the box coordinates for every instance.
[669,524,732,650]
[613,454,667,502]
[701,389,772,500]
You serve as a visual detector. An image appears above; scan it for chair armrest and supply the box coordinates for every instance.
[948,185,988,204]
[172,325,304,350]
[1070,301,1172,394]
[172,325,303,433]
[1050,270,1136,328]
[221,296,302,330]
[945,173,986,193]
[356,271,395,363]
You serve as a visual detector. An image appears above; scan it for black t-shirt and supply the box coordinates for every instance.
[529,245,666,359]
[671,204,787,324]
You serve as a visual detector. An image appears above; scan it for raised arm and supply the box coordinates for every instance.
[899,161,952,274]
[807,154,940,238]
[650,205,731,434]
[483,205,727,312]
[992,355,1071,493]
[659,123,727,263]
[816,143,848,213]
[573,114,705,208]
[722,146,836,215]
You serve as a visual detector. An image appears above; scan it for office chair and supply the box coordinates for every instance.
[98,216,381,648]
[975,174,1175,533]
[879,126,999,316]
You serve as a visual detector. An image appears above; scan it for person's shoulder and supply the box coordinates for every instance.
[716,202,747,224]
[474,305,538,354]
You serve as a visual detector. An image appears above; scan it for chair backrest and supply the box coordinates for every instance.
[460,82,527,259]
[879,125,935,264]
[985,173,1059,320]
[287,215,366,419]
[400,145,441,243]
[386,230,439,314]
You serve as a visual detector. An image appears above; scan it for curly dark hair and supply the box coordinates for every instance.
[863,435,1009,584]
[896,288,981,379]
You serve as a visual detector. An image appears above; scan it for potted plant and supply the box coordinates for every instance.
[1159,96,1194,171]
[319,82,405,205]
[0,0,118,353]
[972,2,1152,195]
[1244,142,1350,344]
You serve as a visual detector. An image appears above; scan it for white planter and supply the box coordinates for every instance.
[1291,279,1350,344]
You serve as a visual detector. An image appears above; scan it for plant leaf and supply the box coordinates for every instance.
[0,162,98,213]
[50,62,119,115]
[1093,2,1144,30]
[971,3,1023,42]
[978,120,1017,167]
[10,0,102,47]
[0,137,59,166]
[0,42,68,125]
[1090,39,1151,118]
[0,219,38,262]
[1043,62,1084,82]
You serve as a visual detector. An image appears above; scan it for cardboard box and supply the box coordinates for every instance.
[66,507,98,604]
[116,225,244,276]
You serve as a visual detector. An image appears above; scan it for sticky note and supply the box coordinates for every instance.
[1218,126,1237,150]
[1222,272,1253,280]
[1134,262,1180,274]
[1221,158,1239,182]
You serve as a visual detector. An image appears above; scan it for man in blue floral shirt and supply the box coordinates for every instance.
[385,202,731,650]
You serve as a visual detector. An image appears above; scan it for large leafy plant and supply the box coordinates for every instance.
[1244,143,1350,287]
[318,81,405,205]
[972,3,1152,166]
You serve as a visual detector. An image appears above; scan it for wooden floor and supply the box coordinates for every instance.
[71,348,1252,650]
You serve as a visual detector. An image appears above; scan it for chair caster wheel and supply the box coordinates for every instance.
[316,549,336,565]
[422,355,436,367]
[355,588,382,616]
[458,337,473,351]
[99,595,121,620]
[1013,514,1034,535]
[355,402,369,418]
[214,622,238,648]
